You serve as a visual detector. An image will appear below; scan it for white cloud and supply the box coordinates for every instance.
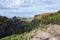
[0,0,60,17]
[41,0,47,2]
[0,0,24,8]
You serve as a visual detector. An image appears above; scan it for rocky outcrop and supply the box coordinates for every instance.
[46,25,60,40]
[27,30,58,40]
[46,25,60,36]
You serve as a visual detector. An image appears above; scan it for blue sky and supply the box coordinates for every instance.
[0,0,60,18]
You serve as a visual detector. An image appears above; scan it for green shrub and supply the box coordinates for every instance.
[0,32,31,40]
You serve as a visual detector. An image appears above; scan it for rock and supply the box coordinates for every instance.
[46,25,60,40]
[56,37,60,40]
[46,25,60,36]
[27,30,57,40]
[49,37,57,40]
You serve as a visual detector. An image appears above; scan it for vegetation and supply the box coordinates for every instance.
[0,10,60,40]
[33,10,60,24]
[0,32,31,40]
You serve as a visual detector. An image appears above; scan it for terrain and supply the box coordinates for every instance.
[0,10,60,40]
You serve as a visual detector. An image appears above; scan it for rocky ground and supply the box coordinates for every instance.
[27,25,60,40]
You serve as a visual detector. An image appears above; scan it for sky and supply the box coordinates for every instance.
[0,0,60,18]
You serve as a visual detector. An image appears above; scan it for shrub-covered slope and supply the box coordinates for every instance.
[33,10,60,24]
[0,16,32,38]
[0,10,60,40]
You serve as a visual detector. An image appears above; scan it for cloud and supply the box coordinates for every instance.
[0,0,60,18]
[0,0,24,8]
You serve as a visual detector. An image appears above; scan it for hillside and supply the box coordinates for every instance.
[33,10,60,24]
[0,10,60,40]
[0,16,32,38]
[1,25,60,40]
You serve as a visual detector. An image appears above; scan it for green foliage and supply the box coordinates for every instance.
[33,11,60,24]
[0,11,60,40]
[30,11,60,31]
[0,16,7,23]
[0,32,31,40]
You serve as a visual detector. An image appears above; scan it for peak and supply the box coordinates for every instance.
[57,10,60,13]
